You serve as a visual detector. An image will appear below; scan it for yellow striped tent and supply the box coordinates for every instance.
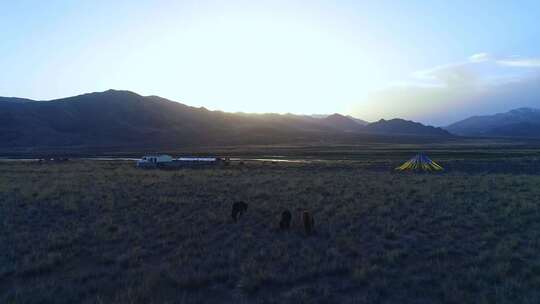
[395,153,444,171]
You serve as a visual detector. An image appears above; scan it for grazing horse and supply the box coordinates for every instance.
[301,210,315,235]
[279,210,292,230]
[231,201,248,222]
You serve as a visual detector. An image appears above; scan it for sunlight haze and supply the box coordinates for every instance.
[2,0,540,125]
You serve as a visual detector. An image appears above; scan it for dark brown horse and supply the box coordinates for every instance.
[231,201,248,222]
[279,210,292,230]
[301,210,315,235]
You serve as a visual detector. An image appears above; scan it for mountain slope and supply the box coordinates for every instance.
[320,114,365,131]
[311,114,369,126]
[0,90,327,147]
[364,119,452,137]
[346,115,369,126]
[0,90,451,149]
[446,108,540,137]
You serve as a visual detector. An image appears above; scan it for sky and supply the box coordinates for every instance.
[1,0,540,126]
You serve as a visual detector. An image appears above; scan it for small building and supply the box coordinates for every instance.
[176,157,217,162]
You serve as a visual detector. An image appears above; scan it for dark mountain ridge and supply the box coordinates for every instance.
[366,118,452,137]
[311,114,369,126]
[0,90,453,149]
[320,113,365,131]
[445,107,540,137]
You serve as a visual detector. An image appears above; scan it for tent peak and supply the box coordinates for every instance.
[396,153,444,172]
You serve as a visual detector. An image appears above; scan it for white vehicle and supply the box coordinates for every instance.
[137,154,226,169]
[137,155,173,167]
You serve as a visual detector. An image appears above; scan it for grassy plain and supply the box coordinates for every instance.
[3,147,540,303]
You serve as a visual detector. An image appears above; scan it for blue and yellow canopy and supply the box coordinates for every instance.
[395,153,443,171]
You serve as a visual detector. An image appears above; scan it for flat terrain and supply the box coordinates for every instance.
[3,150,540,303]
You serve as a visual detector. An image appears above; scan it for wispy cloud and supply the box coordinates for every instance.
[497,58,540,67]
[353,53,540,126]
[469,53,491,62]
[411,54,540,87]
[413,62,479,87]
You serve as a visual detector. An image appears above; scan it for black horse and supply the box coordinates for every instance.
[231,201,248,222]
[279,210,292,230]
[302,210,315,235]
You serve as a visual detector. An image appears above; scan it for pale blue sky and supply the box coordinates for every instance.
[1,0,540,125]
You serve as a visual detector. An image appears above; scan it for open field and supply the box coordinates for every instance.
[3,151,540,303]
[3,136,540,160]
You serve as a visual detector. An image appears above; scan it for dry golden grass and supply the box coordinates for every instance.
[2,159,540,303]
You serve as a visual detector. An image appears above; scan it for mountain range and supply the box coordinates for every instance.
[445,108,540,137]
[0,90,452,149]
